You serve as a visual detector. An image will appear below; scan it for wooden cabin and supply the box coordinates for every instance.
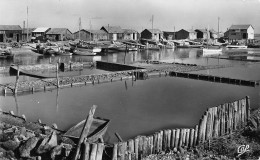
[195,29,208,39]
[46,28,73,41]
[0,25,22,42]
[141,29,163,41]
[100,26,124,41]
[32,27,51,41]
[74,29,107,41]
[122,29,138,40]
[227,24,254,40]
[163,31,176,40]
[175,29,197,40]
[22,28,35,42]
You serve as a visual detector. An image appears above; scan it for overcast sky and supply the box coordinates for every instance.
[1,0,260,33]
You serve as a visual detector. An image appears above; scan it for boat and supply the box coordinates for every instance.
[202,26,222,56]
[69,42,102,53]
[73,47,97,56]
[226,45,248,49]
[63,117,110,142]
[9,65,56,79]
[55,46,73,56]
[0,47,14,59]
[176,44,203,48]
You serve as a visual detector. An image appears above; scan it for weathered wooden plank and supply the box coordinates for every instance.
[112,143,118,160]
[175,129,180,149]
[185,129,190,147]
[73,105,97,160]
[167,129,172,150]
[96,143,104,160]
[189,129,195,148]
[194,125,198,146]
[134,137,139,160]
[171,129,176,148]
[89,143,97,160]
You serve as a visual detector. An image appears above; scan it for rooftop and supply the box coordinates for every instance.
[229,24,253,30]
[101,26,124,33]
[46,28,70,34]
[0,25,22,31]
[32,27,50,33]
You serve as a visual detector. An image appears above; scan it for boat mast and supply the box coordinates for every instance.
[151,15,154,40]
[218,17,220,38]
[79,17,81,40]
[26,6,28,42]
[207,25,209,49]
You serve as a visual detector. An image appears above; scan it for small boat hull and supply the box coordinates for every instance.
[73,49,97,56]
[202,48,222,56]
[63,117,110,142]
[226,45,248,49]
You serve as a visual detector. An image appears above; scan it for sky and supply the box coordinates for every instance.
[1,0,260,33]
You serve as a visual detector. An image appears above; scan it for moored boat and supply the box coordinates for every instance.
[226,45,248,49]
[202,48,222,56]
[73,48,97,56]
[63,117,110,142]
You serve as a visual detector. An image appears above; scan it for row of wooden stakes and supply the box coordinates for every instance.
[112,96,250,160]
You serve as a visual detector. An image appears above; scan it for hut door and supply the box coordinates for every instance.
[133,33,135,40]
[0,34,3,42]
[243,33,247,39]
[16,34,19,42]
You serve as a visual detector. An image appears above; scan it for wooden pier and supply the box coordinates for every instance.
[111,96,250,160]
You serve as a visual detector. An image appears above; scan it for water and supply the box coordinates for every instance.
[1,47,260,143]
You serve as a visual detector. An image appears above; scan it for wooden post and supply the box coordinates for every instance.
[142,137,148,157]
[206,108,212,140]
[14,65,20,94]
[89,143,97,160]
[179,129,183,147]
[171,129,176,149]
[115,132,123,142]
[96,143,104,160]
[138,136,143,158]
[163,130,167,151]
[185,129,190,147]
[246,96,250,122]
[153,133,157,153]
[175,129,180,149]
[194,125,198,146]
[112,143,118,160]
[118,142,125,160]
[189,129,195,148]
[134,137,139,160]
[182,129,186,147]
[56,62,59,88]
[167,129,171,150]
[81,140,90,160]
[159,130,163,152]
[128,139,134,160]
[72,105,97,160]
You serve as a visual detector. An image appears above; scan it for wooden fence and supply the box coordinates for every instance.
[112,96,250,160]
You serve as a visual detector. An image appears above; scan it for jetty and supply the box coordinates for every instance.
[1,60,259,95]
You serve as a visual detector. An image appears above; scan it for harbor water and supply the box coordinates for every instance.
[1,48,260,143]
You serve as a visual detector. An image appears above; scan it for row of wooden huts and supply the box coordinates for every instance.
[0,24,255,43]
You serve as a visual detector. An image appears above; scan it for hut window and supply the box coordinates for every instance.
[9,33,13,37]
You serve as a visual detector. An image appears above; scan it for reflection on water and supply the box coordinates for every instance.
[1,48,260,143]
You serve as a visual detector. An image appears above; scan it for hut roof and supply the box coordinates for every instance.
[123,29,138,34]
[33,27,50,33]
[229,24,253,30]
[0,25,22,31]
[195,29,207,33]
[46,28,71,34]
[101,26,124,33]
[85,29,107,34]
[147,29,162,34]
